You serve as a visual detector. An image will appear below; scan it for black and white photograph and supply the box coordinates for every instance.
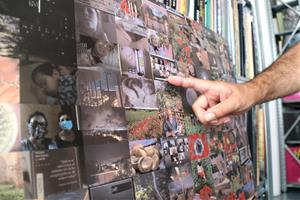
[77,104,127,131]
[151,55,177,80]
[148,29,173,59]
[161,136,190,168]
[77,66,122,107]
[20,62,77,106]
[20,104,80,151]
[121,76,158,109]
[83,130,133,186]
[89,178,135,200]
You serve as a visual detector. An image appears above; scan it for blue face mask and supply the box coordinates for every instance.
[59,120,73,131]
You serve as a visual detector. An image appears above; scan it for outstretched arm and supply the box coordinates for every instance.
[168,42,300,125]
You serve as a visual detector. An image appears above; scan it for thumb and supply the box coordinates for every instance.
[204,98,237,122]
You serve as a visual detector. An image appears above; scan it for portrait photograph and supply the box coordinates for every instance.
[148,29,173,59]
[151,55,177,80]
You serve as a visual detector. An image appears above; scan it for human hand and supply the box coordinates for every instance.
[167,76,260,125]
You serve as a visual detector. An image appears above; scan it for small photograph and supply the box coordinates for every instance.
[183,114,203,135]
[0,56,19,104]
[161,136,190,168]
[162,108,186,138]
[133,169,169,200]
[208,127,225,155]
[210,153,231,196]
[75,3,119,68]
[22,148,82,199]
[176,61,196,78]
[75,0,115,14]
[0,14,21,57]
[77,66,122,107]
[239,146,249,165]
[18,0,76,66]
[190,158,216,200]
[154,80,183,110]
[180,87,199,114]
[223,129,238,155]
[0,103,20,152]
[148,29,173,59]
[83,130,133,186]
[167,162,194,200]
[208,52,223,81]
[89,178,135,200]
[126,109,162,140]
[115,0,145,27]
[191,47,210,71]
[240,160,255,199]
[77,104,127,131]
[129,138,164,174]
[234,115,249,148]
[225,152,242,193]
[151,55,177,80]
[142,0,169,35]
[20,62,77,106]
[121,76,158,109]
[20,104,80,151]
[188,133,210,160]
[0,152,24,200]
[116,20,152,79]
[46,189,89,200]
[167,9,187,27]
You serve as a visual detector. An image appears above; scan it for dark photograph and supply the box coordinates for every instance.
[133,169,169,200]
[151,55,177,80]
[83,130,133,186]
[22,148,82,199]
[161,136,190,168]
[0,103,20,152]
[0,152,24,200]
[167,162,194,200]
[129,138,165,174]
[75,2,119,68]
[148,29,173,59]
[154,80,183,110]
[77,66,122,107]
[77,104,127,131]
[20,104,80,151]
[142,0,169,35]
[116,19,152,79]
[89,178,135,200]
[0,56,19,104]
[0,14,21,57]
[126,109,163,140]
[180,87,199,114]
[20,62,77,106]
[121,76,158,109]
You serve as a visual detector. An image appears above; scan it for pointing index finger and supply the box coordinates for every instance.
[167,76,211,93]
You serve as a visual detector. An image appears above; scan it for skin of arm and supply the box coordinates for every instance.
[167,42,300,125]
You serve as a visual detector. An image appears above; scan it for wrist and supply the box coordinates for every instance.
[242,80,266,106]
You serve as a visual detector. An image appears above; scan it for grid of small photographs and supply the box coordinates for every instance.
[0,1,255,200]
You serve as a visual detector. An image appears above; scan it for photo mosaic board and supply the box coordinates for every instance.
[0,0,254,199]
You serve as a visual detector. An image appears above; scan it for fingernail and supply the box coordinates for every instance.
[210,119,219,124]
[204,112,216,122]
[224,118,231,123]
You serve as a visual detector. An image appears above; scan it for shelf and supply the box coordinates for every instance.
[275,29,300,37]
[272,0,299,14]
[287,183,300,188]
[286,141,300,145]
[256,181,267,198]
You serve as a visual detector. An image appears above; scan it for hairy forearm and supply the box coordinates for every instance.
[245,42,300,104]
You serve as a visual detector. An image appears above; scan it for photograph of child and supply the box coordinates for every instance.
[121,76,158,109]
[0,56,19,104]
[126,109,162,140]
[77,66,122,107]
[0,14,21,58]
[75,2,120,68]
[148,29,173,59]
[83,130,133,186]
[116,19,152,79]
[129,138,164,174]
[151,56,177,80]
[142,0,169,35]
[167,163,194,200]
[115,0,144,27]
[77,104,127,131]
[0,103,21,153]
[162,109,185,137]
[161,136,189,168]
[20,62,77,106]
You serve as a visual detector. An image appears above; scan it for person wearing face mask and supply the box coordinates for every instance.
[55,113,81,148]
[21,112,57,151]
